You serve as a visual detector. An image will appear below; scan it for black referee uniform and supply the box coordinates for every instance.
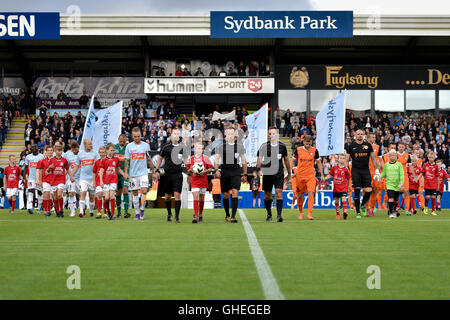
[217,142,245,221]
[257,141,288,221]
[345,141,374,214]
[159,141,188,222]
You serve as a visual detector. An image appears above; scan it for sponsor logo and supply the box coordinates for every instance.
[81,159,94,166]
[248,79,263,92]
[290,67,309,88]
[325,66,379,89]
[131,153,145,160]
[30,162,38,168]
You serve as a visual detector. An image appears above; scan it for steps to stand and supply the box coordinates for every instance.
[0,118,27,168]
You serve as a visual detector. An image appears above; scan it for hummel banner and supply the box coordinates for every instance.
[144,77,275,94]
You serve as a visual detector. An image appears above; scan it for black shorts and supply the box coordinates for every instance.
[333,192,348,199]
[163,172,183,194]
[351,168,372,189]
[262,173,284,192]
[387,190,400,200]
[409,189,418,196]
[220,173,241,192]
[425,189,437,197]
[252,190,260,198]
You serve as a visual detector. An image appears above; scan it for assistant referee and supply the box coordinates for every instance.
[345,129,380,218]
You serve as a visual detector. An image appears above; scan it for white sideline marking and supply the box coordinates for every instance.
[238,209,285,300]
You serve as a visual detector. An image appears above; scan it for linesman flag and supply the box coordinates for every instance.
[316,90,346,157]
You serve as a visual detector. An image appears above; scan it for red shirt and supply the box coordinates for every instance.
[408,165,422,190]
[101,156,120,184]
[4,165,21,188]
[329,165,351,193]
[421,163,439,190]
[186,155,212,189]
[50,157,69,185]
[438,169,449,192]
[93,159,103,187]
[37,158,53,184]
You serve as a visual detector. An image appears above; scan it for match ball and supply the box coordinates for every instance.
[193,162,205,175]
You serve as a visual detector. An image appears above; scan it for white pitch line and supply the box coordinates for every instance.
[238,209,285,300]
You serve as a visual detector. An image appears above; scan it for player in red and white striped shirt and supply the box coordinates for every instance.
[37,145,54,216]
[93,146,107,219]
[186,143,212,223]
[99,143,125,220]
[325,154,351,220]
[3,155,22,214]
[436,158,448,211]
[418,151,440,215]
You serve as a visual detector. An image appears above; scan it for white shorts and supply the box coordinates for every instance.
[6,188,18,198]
[95,186,103,194]
[129,175,149,191]
[191,187,207,194]
[27,180,37,190]
[51,184,65,193]
[65,180,80,194]
[103,183,117,192]
[43,182,53,193]
[80,180,95,194]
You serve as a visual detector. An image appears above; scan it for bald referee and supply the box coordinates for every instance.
[345,129,381,219]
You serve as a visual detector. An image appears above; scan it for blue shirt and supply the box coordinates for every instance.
[25,153,44,181]
[78,150,99,182]
[63,151,81,182]
[125,141,150,177]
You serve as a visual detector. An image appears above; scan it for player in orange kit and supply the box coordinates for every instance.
[366,132,381,216]
[397,142,411,215]
[292,135,324,220]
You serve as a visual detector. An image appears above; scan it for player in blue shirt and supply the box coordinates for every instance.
[124,127,154,220]
[78,138,99,217]
[63,141,81,217]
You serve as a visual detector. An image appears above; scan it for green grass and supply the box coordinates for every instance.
[0,208,449,300]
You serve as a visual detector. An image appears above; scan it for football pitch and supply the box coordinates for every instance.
[0,208,449,300]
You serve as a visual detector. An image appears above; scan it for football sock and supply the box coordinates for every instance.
[89,201,95,213]
[175,200,181,220]
[116,195,122,214]
[405,196,410,211]
[410,198,416,211]
[308,194,314,215]
[199,200,204,215]
[59,198,64,213]
[223,197,230,217]
[264,199,272,216]
[419,195,425,208]
[54,198,60,213]
[424,197,429,208]
[194,200,199,218]
[110,198,115,217]
[431,198,436,211]
[354,189,361,213]
[80,200,86,213]
[69,196,76,214]
[11,199,16,212]
[276,199,283,216]
[298,196,304,213]
[105,199,110,213]
[335,201,340,214]
[165,199,172,216]
[27,192,33,209]
[361,191,371,207]
[376,192,382,209]
[342,199,347,214]
[231,197,238,218]
[388,202,395,214]
[437,199,441,209]
[133,195,140,214]
[123,193,129,213]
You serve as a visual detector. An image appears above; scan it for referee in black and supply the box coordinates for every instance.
[256,126,291,222]
[214,127,247,223]
[154,128,188,223]
[345,128,380,219]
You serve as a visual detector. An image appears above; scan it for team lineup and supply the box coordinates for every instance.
[2,126,447,222]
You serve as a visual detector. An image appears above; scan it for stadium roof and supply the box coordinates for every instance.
[59,14,450,36]
[1,14,450,81]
